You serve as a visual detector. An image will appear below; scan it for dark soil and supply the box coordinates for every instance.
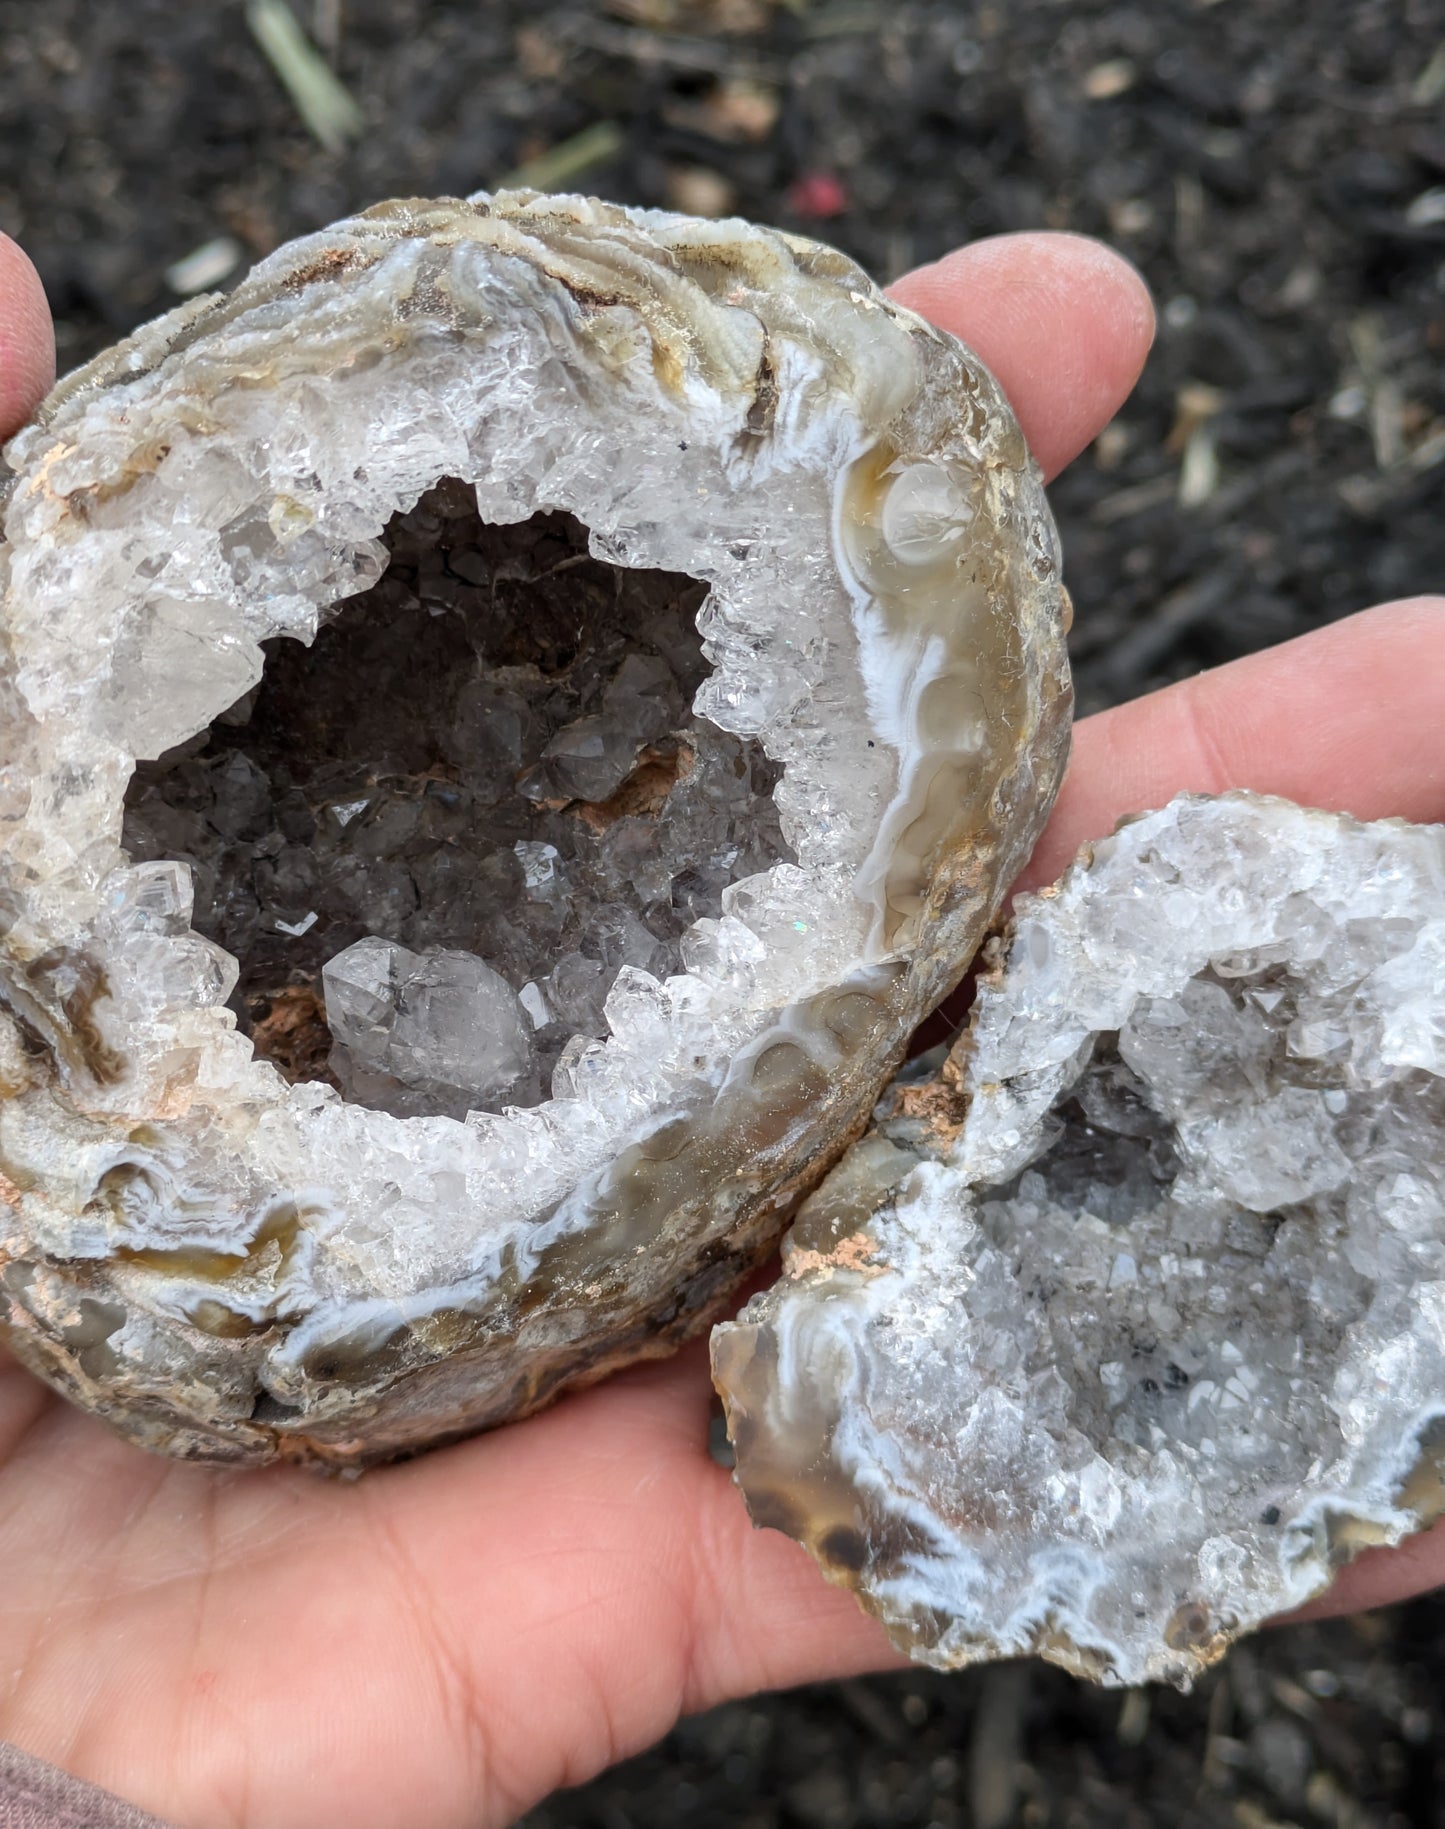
[3,1,1443,1822]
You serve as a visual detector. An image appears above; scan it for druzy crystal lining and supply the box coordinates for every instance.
[0,193,1070,1464]
[121,487,790,1119]
[714,795,1445,1688]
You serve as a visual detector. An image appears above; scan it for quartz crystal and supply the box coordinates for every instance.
[0,192,1070,1465]
[713,794,1445,1687]
[323,939,537,1120]
[118,487,783,1104]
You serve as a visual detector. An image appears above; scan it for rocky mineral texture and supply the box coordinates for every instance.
[0,192,1070,1465]
[713,793,1445,1688]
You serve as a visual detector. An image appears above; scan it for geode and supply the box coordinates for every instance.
[713,793,1445,1687]
[0,192,1070,1465]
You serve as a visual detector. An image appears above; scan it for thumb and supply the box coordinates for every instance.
[0,233,55,442]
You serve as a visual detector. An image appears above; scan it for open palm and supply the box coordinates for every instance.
[1,230,1442,1829]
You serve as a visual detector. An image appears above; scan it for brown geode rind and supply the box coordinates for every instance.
[0,192,1070,1466]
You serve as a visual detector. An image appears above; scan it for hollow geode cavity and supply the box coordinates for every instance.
[713,793,1445,1688]
[0,192,1071,1466]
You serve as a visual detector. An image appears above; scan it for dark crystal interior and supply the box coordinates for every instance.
[121,480,790,1112]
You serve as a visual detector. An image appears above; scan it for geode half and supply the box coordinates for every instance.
[713,794,1445,1687]
[0,193,1070,1464]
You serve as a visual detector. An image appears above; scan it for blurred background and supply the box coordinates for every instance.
[3,0,1444,1821]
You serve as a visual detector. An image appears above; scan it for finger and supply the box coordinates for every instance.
[1019,596,1445,893]
[888,232,1155,481]
[0,233,54,442]
[1286,1514,1445,1626]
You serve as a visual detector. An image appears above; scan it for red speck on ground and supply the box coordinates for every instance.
[785,172,848,219]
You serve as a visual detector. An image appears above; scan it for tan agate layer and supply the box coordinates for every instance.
[0,193,1070,1466]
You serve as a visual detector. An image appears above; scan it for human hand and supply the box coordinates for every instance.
[0,226,1441,1829]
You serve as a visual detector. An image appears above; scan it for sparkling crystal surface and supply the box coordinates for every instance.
[0,192,1070,1465]
[120,487,788,1109]
[714,794,1445,1687]
[323,939,537,1119]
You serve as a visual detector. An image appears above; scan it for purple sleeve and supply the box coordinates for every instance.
[0,1743,173,1829]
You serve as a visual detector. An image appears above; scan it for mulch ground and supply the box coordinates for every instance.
[3,2,1444,1822]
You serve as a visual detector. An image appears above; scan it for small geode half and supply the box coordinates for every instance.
[0,193,1070,1465]
[714,793,1445,1687]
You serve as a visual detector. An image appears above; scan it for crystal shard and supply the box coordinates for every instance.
[0,192,1070,1465]
[323,939,537,1120]
[713,794,1445,1687]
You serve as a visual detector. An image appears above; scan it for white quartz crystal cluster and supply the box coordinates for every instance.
[0,193,1069,1464]
[714,794,1445,1687]
[118,482,788,1109]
